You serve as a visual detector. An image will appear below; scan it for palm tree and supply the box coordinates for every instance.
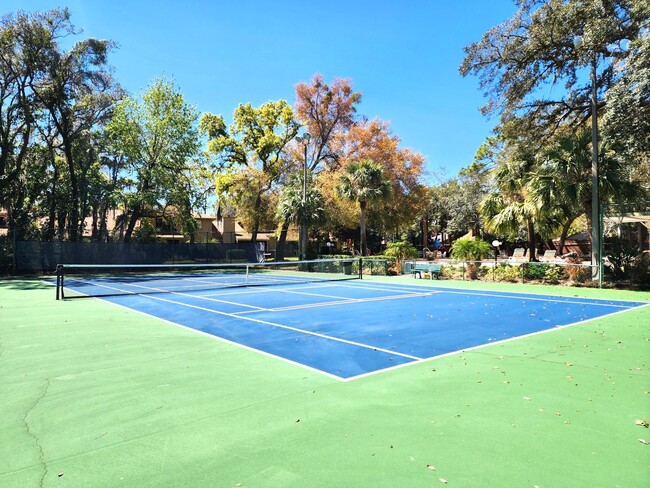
[479,156,543,261]
[450,237,493,279]
[336,160,391,255]
[276,172,326,260]
[383,240,418,274]
[529,129,646,255]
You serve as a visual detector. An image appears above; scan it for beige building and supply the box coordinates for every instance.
[0,208,7,236]
[215,206,297,254]
[1,206,298,253]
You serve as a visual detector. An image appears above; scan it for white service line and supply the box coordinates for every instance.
[65,276,246,296]
[198,281,350,298]
[333,281,637,308]
[100,298,347,381]
[341,301,650,382]
[139,293,423,361]
[233,291,439,314]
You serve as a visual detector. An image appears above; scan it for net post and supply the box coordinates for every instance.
[358,257,363,279]
[55,264,63,300]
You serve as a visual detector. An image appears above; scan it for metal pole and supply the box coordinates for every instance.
[302,142,307,261]
[590,54,600,282]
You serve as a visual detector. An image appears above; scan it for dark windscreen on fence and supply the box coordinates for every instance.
[14,241,260,272]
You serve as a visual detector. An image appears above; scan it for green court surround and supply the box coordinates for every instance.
[1,277,648,487]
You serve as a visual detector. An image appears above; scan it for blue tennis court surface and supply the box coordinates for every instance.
[88,280,649,380]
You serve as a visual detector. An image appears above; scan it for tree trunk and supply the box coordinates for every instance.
[250,226,258,248]
[275,220,290,261]
[422,216,428,249]
[45,159,58,241]
[99,203,109,242]
[584,199,594,254]
[91,205,99,241]
[250,194,262,249]
[359,200,367,255]
[556,216,576,256]
[526,219,537,261]
[300,225,308,259]
[124,204,141,243]
[62,138,80,241]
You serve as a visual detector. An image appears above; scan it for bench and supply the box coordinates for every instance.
[412,263,441,279]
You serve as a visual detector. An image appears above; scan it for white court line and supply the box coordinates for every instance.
[332,281,639,308]
[267,288,364,301]
[114,278,272,310]
[340,301,650,382]
[100,299,347,381]
[198,281,351,298]
[66,277,269,310]
[233,291,438,314]
[56,279,649,382]
[137,293,422,361]
[65,276,243,295]
[173,293,268,310]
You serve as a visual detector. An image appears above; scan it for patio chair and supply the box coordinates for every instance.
[539,249,558,262]
[508,248,526,263]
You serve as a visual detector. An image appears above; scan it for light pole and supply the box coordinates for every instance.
[295,132,311,261]
[575,37,600,282]
[589,54,600,282]
[492,239,501,282]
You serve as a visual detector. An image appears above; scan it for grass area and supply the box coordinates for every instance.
[0,277,648,487]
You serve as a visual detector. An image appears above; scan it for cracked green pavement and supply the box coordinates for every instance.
[1,278,648,487]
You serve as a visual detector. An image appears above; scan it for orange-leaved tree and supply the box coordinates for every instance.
[331,119,426,239]
[274,74,362,260]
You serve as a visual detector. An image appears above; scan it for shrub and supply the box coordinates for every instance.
[628,253,650,285]
[543,265,564,284]
[565,256,591,283]
[523,262,550,281]
[361,256,392,276]
[450,238,494,280]
[384,240,418,273]
[440,265,463,280]
[493,263,521,282]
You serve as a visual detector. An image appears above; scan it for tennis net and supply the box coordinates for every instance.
[55,258,362,299]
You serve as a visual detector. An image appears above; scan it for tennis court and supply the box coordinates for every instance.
[64,272,647,380]
[1,271,649,487]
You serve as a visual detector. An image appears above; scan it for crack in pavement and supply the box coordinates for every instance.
[23,378,51,488]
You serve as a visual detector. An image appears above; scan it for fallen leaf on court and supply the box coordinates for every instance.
[427,465,436,470]
[634,419,649,428]
[439,478,448,483]
[523,396,531,400]
[639,439,649,445]
[565,362,573,366]
[235,483,242,487]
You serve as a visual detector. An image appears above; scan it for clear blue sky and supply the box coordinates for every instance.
[7,0,518,182]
